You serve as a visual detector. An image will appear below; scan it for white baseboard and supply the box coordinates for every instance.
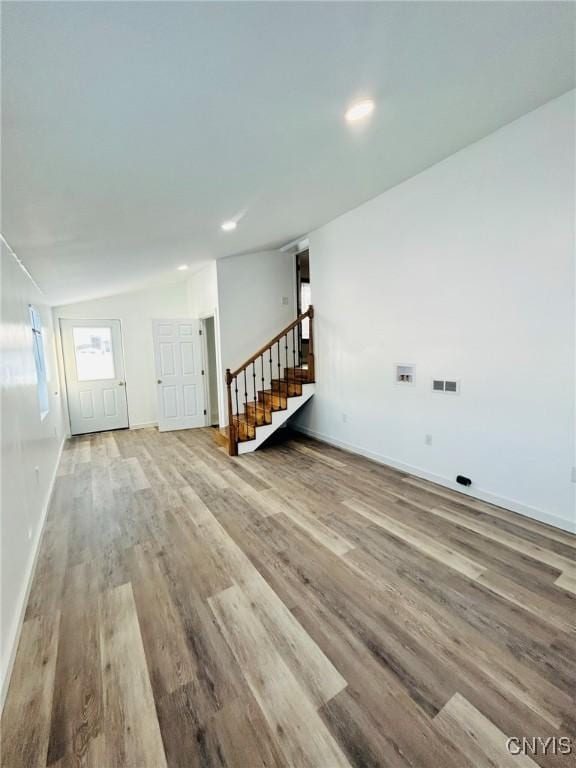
[292,424,576,535]
[129,421,157,430]
[0,435,67,713]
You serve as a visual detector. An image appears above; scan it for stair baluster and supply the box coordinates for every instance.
[297,321,302,367]
[284,334,290,388]
[276,339,281,404]
[260,355,265,422]
[269,351,273,401]
[252,361,257,426]
[225,369,235,453]
[243,369,248,437]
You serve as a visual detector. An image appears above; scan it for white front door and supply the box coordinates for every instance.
[152,319,206,431]
[60,319,129,435]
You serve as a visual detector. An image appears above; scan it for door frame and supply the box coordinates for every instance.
[58,317,130,435]
[199,314,220,427]
[200,307,225,428]
[295,248,310,316]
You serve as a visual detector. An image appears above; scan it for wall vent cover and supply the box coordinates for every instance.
[432,379,460,394]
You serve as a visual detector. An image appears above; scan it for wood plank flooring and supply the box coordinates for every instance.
[2,427,575,767]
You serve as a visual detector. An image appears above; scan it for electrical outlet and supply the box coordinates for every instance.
[425,434,433,446]
[342,413,348,423]
[34,466,40,485]
[281,296,289,306]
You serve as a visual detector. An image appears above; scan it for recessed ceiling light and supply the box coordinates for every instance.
[345,99,375,123]
[177,264,189,271]
[221,220,237,232]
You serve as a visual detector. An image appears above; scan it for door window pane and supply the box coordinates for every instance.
[73,327,115,381]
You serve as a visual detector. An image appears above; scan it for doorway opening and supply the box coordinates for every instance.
[295,249,311,361]
[202,316,219,427]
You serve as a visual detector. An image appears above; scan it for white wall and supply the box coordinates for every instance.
[186,261,224,427]
[216,250,296,425]
[1,244,66,708]
[187,262,218,319]
[54,281,190,429]
[294,91,575,532]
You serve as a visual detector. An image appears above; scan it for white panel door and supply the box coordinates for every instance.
[60,318,129,435]
[152,319,206,431]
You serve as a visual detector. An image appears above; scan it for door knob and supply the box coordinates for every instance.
[157,379,162,384]
[118,381,125,386]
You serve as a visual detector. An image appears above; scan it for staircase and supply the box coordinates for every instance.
[225,306,315,455]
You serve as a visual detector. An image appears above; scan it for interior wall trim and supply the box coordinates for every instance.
[0,434,67,712]
[292,424,576,535]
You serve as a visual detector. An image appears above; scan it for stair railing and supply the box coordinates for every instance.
[225,305,314,456]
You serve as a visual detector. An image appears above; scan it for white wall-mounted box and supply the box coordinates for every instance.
[395,364,415,385]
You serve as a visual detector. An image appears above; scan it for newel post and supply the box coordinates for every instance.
[307,305,315,382]
[226,368,238,456]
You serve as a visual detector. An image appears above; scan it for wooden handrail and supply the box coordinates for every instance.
[228,306,314,380]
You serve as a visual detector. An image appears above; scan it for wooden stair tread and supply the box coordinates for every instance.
[245,402,271,413]
[271,378,303,396]
[233,375,311,443]
[233,414,256,441]
[284,366,312,382]
[212,427,229,448]
[245,402,272,426]
[258,390,288,408]
[233,414,255,425]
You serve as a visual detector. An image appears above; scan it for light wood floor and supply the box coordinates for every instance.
[2,427,575,768]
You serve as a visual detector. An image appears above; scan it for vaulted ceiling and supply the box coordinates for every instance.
[2,1,574,304]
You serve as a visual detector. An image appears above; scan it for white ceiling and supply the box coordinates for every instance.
[2,1,574,305]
